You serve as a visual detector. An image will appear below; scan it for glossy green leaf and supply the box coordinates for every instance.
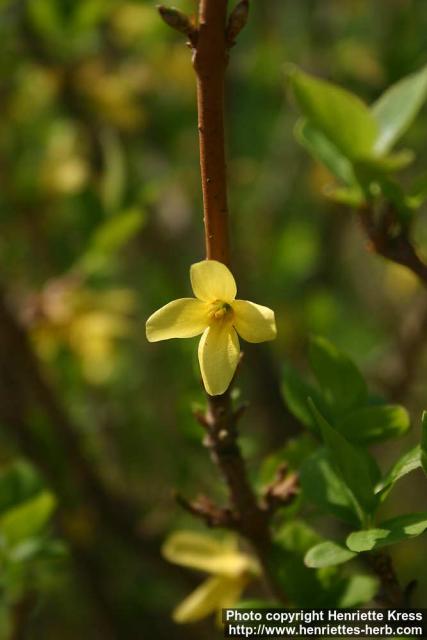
[287,66,378,159]
[0,492,56,547]
[372,65,427,154]
[337,405,410,444]
[347,512,427,552]
[309,336,367,414]
[421,411,427,477]
[305,541,356,568]
[376,446,421,501]
[310,401,377,517]
[294,119,356,185]
[300,448,360,526]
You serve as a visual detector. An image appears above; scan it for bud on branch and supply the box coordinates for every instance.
[226,0,249,47]
[157,5,198,45]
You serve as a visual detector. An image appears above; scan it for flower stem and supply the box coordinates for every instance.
[193,0,231,266]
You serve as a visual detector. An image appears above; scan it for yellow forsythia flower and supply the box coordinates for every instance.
[146,260,277,395]
[162,531,259,623]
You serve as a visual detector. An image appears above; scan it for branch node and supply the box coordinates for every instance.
[174,491,235,528]
[193,407,211,428]
[262,465,299,513]
[226,0,249,47]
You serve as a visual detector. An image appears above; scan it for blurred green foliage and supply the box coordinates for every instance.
[1,0,427,637]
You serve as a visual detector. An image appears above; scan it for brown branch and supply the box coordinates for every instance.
[359,204,427,286]
[193,0,231,265]
[200,390,289,603]
[262,463,299,514]
[368,551,405,607]
[175,491,236,528]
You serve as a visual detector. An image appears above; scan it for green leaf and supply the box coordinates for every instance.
[337,405,410,444]
[287,66,378,159]
[310,401,377,518]
[294,119,356,186]
[305,541,356,568]
[372,65,427,154]
[300,448,360,526]
[347,512,427,552]
[275,519,322,554]
[337,574,379,607]
[273,521,363,607]
[0,492,56,547]
[376,446,421,501]
[272,521,336,607]
[309,336,367,414]
[421,411,427,477]
[281,363,324,432]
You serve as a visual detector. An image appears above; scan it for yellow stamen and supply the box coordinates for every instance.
[209,301,233,322]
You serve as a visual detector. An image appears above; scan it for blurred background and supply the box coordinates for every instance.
[0,0,427,637]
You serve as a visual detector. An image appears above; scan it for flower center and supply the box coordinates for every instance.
[208,301,233,323]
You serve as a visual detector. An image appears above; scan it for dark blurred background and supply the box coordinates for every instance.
[0,0,427,637]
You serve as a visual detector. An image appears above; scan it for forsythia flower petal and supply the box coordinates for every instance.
[146,298,208,342]
[173,575,245,624]
[190,260,237,302]
[162,531,253,577]
[233,300,277,343]
[198,324,240,396]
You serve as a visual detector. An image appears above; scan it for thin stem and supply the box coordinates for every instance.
[194,0,231,265]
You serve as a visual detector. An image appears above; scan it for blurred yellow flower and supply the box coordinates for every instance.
[162,531,258,624]
[26,279,134,385]
[146,260,277,395]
